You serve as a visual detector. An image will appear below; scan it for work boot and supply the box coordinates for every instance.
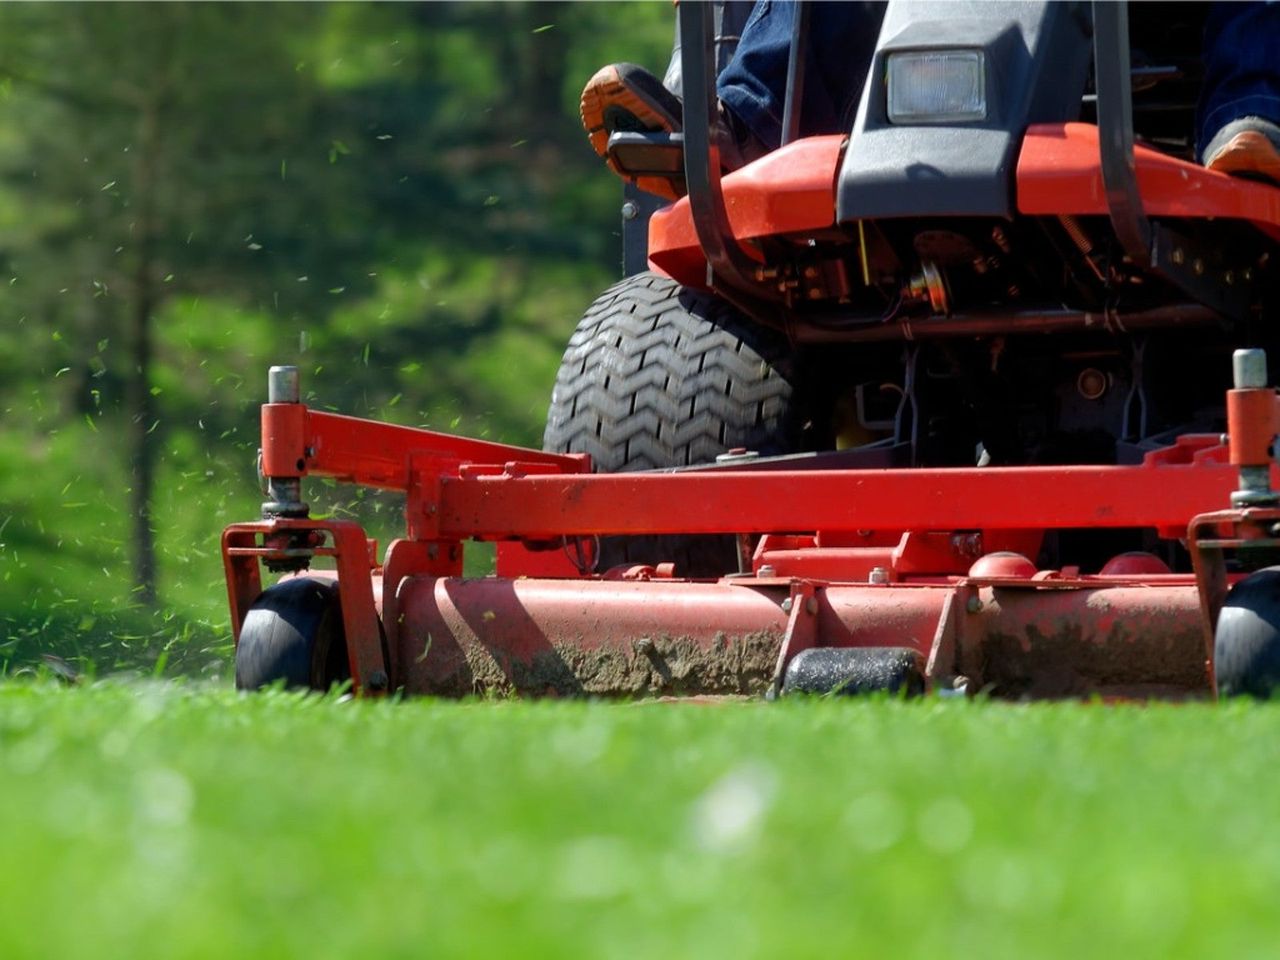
[580,63,770,201]
[1203,116,1280,185]
[581,63,685,200]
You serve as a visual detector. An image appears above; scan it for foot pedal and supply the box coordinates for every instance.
[607,131,685,183]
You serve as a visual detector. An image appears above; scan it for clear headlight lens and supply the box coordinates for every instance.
[887,50,986,124]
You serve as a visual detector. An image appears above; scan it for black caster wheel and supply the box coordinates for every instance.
[1215,567,1280,699]
[234,577,350,692]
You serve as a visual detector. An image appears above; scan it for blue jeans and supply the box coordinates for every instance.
[1197,2,1280,160]
[716,1,884,148]
[716,1,1280,158]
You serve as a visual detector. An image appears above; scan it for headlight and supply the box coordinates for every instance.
[886,50,986,124]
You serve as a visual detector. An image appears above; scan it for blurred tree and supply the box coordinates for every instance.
[0,1,675,665]
[0,4,349,603]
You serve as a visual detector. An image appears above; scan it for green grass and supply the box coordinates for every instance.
[1,683,1277,959]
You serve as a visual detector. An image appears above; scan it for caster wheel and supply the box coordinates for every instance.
[235,577,350,692]
[1215,567,1280,699]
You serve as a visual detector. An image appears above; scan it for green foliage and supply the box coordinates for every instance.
[1,686,1278,958]
[0,2,672,671]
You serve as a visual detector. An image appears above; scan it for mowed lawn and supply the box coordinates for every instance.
[0,684,1276,959]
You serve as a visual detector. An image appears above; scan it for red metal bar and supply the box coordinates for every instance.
[1226,390,1278,467]
[222,527,264,640]
[260,400,1248,548]
[262,405,587,491]
[753,530,1046,580]
[430,460,1248,541]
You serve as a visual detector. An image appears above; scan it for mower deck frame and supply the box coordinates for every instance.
[222,373,1280,699]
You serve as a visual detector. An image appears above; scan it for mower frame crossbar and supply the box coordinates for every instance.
[432,457,1244,542]
[260,401,1245,543]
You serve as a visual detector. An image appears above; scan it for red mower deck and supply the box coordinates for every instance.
[223,358,1280,701]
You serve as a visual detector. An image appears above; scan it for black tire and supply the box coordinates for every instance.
[234,577,350,692]
[544,271,815,576]
[1214,566,1280,699]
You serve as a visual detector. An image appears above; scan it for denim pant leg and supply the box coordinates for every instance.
[1197,1,1280,160]
[717,1,886,150]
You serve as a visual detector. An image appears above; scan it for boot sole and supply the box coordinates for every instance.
[580,64,683,201]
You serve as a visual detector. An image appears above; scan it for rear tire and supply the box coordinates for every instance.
[544,271,817,576]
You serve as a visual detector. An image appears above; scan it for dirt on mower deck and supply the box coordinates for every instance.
[965,588,1211,699]
[409,630,783,699]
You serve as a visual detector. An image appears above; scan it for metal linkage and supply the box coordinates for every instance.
[256,365,587,496]
[261,365,309,519]
[1228,348,1278,507]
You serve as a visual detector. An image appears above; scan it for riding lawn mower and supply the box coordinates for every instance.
[226,1,1280,700]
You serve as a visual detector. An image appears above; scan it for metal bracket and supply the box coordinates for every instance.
[768,581,819,698]
[223,518,389,696]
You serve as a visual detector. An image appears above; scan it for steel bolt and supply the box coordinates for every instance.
[621,201,638,221]
[966,595,984,614]
[1172,248,1185,265]
[869,566,890,585]
[805,596,819,615]
[268,365,300,404]
[1193,258,1205,276]
[1233,349,1268,389]
[781,597,794,613]
[715,448,761,465]
[758,564,777,578]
